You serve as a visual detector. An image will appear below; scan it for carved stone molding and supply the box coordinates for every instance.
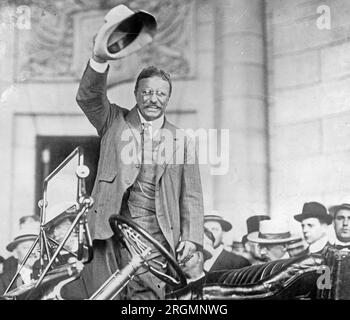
[13,0,196,84]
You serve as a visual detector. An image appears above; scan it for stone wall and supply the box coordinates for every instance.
[0,0,228,256]
[266,0,350,227]
[0,0,272,256]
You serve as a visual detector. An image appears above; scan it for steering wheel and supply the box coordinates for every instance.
[109,215,187,288]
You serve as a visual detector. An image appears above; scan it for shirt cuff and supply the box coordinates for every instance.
[89,58,108,73]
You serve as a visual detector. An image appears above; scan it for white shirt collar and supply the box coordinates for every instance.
[137,109,164,137]
[203,245,224,272]
[334,239,350,245]
[187,272,206,283]
[308,235,329,253]
[281,252,290,259]
[18,265,32,285]
[334,239,350,251]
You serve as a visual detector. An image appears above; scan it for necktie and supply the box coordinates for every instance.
[141,123,152,164]
[142,122,151,135]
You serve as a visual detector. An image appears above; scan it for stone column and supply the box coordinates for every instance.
[0,5,16,257]
[212,0,268,240]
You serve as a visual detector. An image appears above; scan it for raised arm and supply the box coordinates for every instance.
[76,59,121,137]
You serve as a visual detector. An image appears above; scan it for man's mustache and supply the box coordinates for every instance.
[144,103,161,108]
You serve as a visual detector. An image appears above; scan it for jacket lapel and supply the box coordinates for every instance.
[155,119,180,183]
[125,107,179,181]
[124,106,142,163]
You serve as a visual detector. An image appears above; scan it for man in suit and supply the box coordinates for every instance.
[203,215,250,272]
[248,219,300,262]
[294,202,332,254]
[0,227,39,295]
[241,215,270,265]
[75,15,204,300]
[329,203,350,250]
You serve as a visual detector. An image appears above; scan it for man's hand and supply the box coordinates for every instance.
[176,240,196,263]
[92,34,107,64]
[92,52,107,64]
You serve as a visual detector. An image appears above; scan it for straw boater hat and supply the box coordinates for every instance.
[294,202,333,225]
[6,226,38,252]
[94,4,157,60]
[204,214,232,232]
[247,219,299,244]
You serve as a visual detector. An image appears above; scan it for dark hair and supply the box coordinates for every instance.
[204,227,215,243]
[134,66,172,96]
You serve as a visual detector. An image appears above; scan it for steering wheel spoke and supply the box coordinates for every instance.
[109,215,187,288]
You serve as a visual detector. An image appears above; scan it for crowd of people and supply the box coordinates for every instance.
[1,5,349,300]
[175,201,350,288]
[0,200,349,298]
[0,211,79,296]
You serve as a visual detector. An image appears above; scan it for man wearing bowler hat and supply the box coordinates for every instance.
[203,214,250,272]
[294,202,332,254]
[329,203,350,250]
[76,5,204,299]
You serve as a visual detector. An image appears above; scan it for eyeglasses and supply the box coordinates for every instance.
[141,88,168,98]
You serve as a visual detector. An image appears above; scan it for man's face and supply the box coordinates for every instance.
[15,240,39,266]
[53,219,73,242]
[245,240,264,260]
[334,209,350,243]
[301,217,327,244]
[53,218,78,251]
[135,76,170,121]
[259,243,286,262]
[204,221,223,248]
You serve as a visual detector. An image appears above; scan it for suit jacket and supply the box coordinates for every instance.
[209,249,251,272]
[76,64,204,254]
[0,257,24,295]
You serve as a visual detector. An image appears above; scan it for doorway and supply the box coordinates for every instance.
[35,136,100,216]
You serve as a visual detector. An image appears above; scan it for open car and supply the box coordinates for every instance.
[2,147,350,300]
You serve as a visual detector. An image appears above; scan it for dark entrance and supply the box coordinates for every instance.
[34,136,100,216]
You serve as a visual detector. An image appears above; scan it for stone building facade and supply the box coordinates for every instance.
[0,0,349,256]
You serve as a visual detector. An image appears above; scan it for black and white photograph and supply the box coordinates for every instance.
[0,0,350,308]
